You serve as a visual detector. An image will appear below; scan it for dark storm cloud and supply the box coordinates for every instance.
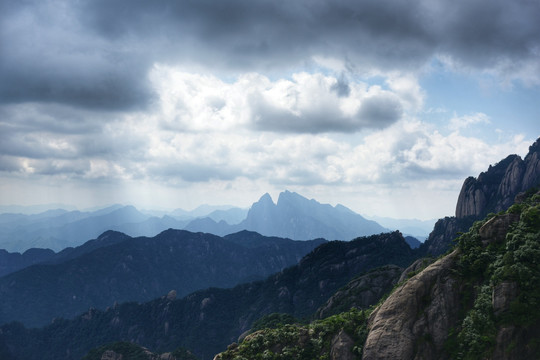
[1,0,539,111]
[0,156,21,172]
[0,1,153,111]
[250,92,402,133]
[0,104,102,135]
[248,93,357,134]
[357,95,403,128]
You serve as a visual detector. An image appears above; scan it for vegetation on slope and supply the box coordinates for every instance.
[445,190,540,359]
[216,308,370,360]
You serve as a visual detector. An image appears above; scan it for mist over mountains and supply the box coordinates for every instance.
[0,191,392,253]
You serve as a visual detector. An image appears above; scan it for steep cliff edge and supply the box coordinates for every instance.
[363,191,540,359]
[421,137,540,256]
[456,138,540,219]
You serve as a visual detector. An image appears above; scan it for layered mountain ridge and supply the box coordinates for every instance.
[0,230,324,328]
[1,138,538,360]
[0,231,416,360]
[0,191,387,253]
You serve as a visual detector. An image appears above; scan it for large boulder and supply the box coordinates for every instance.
[362,251,461,360]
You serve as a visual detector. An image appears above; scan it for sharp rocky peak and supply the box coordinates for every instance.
[455,137,540,219]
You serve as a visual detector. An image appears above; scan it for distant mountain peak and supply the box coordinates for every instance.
[277,190,309,205]
[258,192,275,205]
[238,190,386,241]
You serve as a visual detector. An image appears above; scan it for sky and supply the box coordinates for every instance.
[0,0,539,220]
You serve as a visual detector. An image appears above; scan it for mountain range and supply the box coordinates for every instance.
[0,230,324,328]
[0,191,389,253]
[186,191,388,240]
[0,231,416,360]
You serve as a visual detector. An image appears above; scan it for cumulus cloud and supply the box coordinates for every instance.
[342,121,532,185]
[150,67,409,134]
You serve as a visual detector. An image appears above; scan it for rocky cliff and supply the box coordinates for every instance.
[81,342,198,360]
[456,138,540,219]
[363,191,540,359]
[362,250,462,359]
[421,137,540,256]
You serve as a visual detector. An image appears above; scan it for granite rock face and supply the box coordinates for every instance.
[420,216,474,256]
[456,138,540,219]
[492,281,518,317]
[421,137,540,256]
[362,250,461,360]
[101,350,123,360]
[397,257,435,283]
[330,330,355,360]
[479,213,520,245]
[363,205,529,360]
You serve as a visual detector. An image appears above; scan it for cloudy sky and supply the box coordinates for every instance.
[1,0,539,219]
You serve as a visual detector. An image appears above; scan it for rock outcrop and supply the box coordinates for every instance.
[363,194,539,360]
[478,213,520,245]
[362,250,461,360]
[420,216,474,256]
[397,257,434,283]
[330,330,355,360]
[101,350,123,360]
[421,137,540,256]
[456,138,540,219]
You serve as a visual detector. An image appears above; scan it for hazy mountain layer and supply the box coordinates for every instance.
[186,191,388,241]
[0,205,153,252]
[0,191,387,253]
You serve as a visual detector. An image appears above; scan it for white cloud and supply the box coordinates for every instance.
[448,113,491,131]
[149,66,421,134]
[345,120,531,185]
